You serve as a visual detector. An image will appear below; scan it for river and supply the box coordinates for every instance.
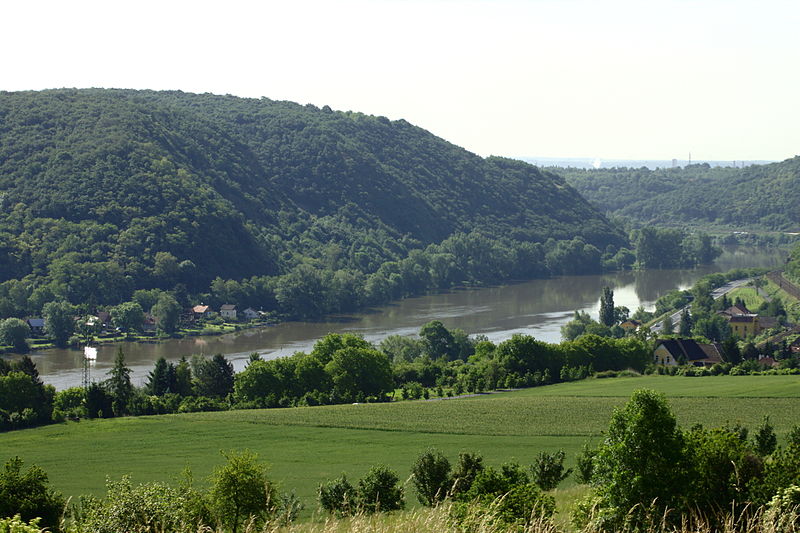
[23,246,785,389]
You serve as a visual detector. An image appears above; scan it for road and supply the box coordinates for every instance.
[651,278,752,334]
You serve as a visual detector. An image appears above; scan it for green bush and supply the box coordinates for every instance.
[411,449,452,506]
[357,465,404,513]
[318,474,357,517]
[530,449,572,491]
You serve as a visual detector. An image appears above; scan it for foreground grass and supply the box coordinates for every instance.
[1,375,798,516]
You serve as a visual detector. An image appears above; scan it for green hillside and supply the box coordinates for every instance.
[558,158,800,231]
[0,89,625,319]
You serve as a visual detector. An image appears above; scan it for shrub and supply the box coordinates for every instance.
[764,484,800,533]
[411,449,452,506]
[530,449,572,491]
[77,476,210,533]
[575,443,597,484]
[357,465,404,513]
[318,474,357,516]
[0,457,65,533]
[754,415,778,456]
[450,452,484,497]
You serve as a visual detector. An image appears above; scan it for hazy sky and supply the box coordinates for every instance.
[3,0,799,161]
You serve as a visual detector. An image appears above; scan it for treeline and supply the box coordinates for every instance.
[0,88,626,324]
[559,158,800,231]
[0,227,723,332]
[0,323,650,431]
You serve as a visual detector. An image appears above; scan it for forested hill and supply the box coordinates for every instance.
[558,158,800,231]
[0,89,624,318]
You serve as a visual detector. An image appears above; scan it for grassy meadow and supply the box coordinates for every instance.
[1,375,799,516]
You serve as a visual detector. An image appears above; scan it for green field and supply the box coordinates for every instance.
[1,375,799,514]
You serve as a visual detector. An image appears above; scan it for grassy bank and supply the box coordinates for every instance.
[1,375,798,516]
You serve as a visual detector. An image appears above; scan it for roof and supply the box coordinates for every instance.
[656,338,721,362]
[729,315,757,323]
[27,318,45,327]
[193,305,210,313]
[698,343,723,363]
[757,356,780,368]
[727,303,752,315]
[220,304,237,311]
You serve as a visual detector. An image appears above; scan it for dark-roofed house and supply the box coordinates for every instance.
[27,318,45,336]
[654,338,723,367]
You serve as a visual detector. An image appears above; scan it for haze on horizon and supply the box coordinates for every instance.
[3,0,799,163]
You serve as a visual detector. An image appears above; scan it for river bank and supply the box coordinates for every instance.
[12,246,786,390]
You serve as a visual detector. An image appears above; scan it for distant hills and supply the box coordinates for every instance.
[556,158,800,231]
[521,157,773,171]
[0,89,625,315]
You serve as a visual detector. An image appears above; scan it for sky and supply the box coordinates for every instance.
[3,0,799,162]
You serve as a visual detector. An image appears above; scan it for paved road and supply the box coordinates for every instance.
[651,278,752,334]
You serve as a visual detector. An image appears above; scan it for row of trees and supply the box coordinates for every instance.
[3,322,652,431]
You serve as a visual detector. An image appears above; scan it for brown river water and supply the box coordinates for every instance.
[17,246,785,389]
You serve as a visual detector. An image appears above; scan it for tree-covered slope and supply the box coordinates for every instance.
[0,89,625,316]
[558,158,800,231]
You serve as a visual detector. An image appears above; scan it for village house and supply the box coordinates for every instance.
[717,303,777,338]
[27,318,45,336]
[654,338,723,367]
[219,304,237,321]
[620,319,641,333]
[192,305,211,319]
[242,307,259,321]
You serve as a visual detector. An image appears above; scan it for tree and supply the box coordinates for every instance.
[194,354,234,399]
[325,347,393,402]
[209,450,277,533]
[754,415,778,456]
[146,357,176,396]
[530,449,572,491]
[111,301,144,335]
[599,286,615,327]
[357,465,404,513]
[42,301,75,348]
[678,308,693,336]
[151,293,181,334]
[107,347,133,416]
[174,356,193,396]
[0,457,65,532]
[662,314,675,335]
[318,474,357,516]
[411,449,452,506]
[0,318,29,353]
[419,320,455,360]
[590,389,689,528]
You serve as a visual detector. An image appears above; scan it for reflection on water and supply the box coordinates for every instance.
[22,246,785,389]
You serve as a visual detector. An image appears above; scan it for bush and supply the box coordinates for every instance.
[575,443,596,484]
[0,457,65,533]
[764,485,800,533]
[530,449,572,491]
[455,463,555,526]
[318,474,357,516]
[450,452,484,497]
[411,449,452,506]
[357,465,404,513]
[77,476,210,533]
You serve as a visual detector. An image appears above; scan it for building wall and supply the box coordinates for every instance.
[654,344,677,366]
